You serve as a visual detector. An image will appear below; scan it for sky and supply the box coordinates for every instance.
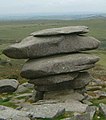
[0,0,106,16]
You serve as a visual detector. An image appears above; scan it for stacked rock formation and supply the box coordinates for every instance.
[3,26,100,101]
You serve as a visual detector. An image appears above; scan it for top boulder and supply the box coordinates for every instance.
[31,26,89,36]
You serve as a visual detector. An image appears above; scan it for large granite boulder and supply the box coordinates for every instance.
[3,35,100,59]
[21,54,99,79]
[0,79,19,93]
[34,72,93,91]
[31,26,89,36]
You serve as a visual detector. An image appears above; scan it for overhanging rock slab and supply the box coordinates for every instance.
[3,35,100,59]
[31,26,89,36]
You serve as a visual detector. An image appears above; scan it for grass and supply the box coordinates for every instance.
[0,96,17,108]
[91,98,106,106]
[93,112,106,120]
[0,101,18,108]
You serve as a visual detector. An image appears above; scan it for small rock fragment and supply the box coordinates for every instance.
[0,79,19,93]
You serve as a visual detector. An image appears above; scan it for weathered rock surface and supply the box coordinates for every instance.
[32,89,84,102]
[12,116,30,120]
[21,103,65,119]
[31,26,89,36]
[42,100,88,112]
[33,72,94,91]
[71,72,94,89]
[3,35,100,59]
[99,103,106,117]
[0,79,19,93]
[0,105,29,120]
[15,84,29,93]
[59,101,88,113]
[44,89,85,101]
[21,54,99,79]
[21,99,88,114]
[29,72,79,85]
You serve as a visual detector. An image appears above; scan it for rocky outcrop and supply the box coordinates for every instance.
[3,26,100,119]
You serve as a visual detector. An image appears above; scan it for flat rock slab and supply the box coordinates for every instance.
[21,100,88,118]
[14,93,32,99]
[21,103,65,119]
[21,54,99,79]
[31,26,89,36]
[0,79,19,93]
[0,105,29,119]
[3,35,100,59]
[35,72,93,91]
[29,72,79,85]
[52,101,88,113]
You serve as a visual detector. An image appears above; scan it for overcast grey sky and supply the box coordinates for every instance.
[0,0,106,15]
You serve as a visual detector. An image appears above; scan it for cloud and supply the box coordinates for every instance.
[0,0,106,15]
